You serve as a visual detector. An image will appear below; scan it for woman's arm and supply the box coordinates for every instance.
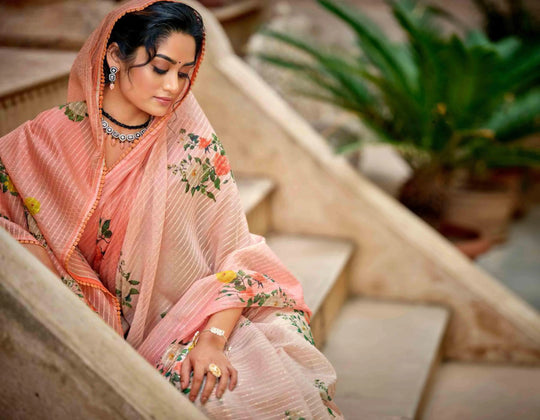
[181,307,242,404]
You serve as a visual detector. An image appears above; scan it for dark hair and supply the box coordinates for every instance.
[103,1,204,84]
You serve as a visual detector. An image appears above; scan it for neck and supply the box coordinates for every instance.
[102,86,149,127]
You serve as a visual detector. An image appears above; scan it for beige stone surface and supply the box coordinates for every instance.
[266,233,354,315]
[0,47,76,97]
[190,1,540,363]
[236,176,275,235]
[0,1,115,50]
[323,298,449,420]
[236,175,275,214]
[422,362,540,420]
[0,228,208,420]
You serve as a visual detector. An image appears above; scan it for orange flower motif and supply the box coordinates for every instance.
[252,273,266,284]
[24,197,41,215]
[216,270,237,283]
[198,137,211,149]
[213,153,230,176]
[240,288,256,300]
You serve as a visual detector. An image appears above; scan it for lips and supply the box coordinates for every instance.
[154,96,173,106]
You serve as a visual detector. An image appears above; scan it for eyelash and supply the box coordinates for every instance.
[153,66,189,79]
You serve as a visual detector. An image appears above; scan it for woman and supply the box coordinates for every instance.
[0,1,341,418]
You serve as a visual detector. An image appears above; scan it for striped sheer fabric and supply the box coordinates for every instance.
[0,0,342,418]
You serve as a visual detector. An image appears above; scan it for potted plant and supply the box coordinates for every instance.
[256,0,540,243]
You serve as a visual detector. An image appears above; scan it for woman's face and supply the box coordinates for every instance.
[110,31,197,117]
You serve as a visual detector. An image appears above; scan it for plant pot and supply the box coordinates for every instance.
[398,166,450,225]
[436,222,492,260]
[443,185,515,243]
[489,167,526,218]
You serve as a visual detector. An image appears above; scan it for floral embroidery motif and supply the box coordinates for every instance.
[283,410,306,420]
[168,131,234,202]
[24,197,41,216]
[276,310,315,345]
[61,276,85,300]
[24,208,47,248]
[60,101,88,122]
[115,257,140,309]
[217,270,296,308]
[0,161,18,196]
[157,337,197,394]
[94,218,112,267]
[216,270,237,283]
[314,379,333,402]
[239,319,252,328]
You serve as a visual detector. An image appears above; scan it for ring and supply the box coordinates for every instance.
[208,363,222,378]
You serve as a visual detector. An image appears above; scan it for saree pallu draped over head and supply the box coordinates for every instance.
[0,0,341,418]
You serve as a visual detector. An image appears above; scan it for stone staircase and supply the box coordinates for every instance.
[237,176,450,419]
[2,1,540,419]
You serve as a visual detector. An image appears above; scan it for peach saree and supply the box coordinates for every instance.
[0,0,340,418]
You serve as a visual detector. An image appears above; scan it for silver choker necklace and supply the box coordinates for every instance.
[101,118,149,143]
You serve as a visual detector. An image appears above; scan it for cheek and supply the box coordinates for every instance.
[125,68,160,94]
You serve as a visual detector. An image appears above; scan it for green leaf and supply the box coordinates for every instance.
[214,177,221,190]
[104,231,112,239]
[206,191,216,201]
[128,280,140,285]
[129,288,139,295]
[185,183,190,193]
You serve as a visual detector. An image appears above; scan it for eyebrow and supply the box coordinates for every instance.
[156,54,196,66]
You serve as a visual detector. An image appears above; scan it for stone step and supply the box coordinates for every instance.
[422,362,540,420]
[0,47,76,136]
[236,176,275,236]
[209,0,264,22]
[266,233,354,348]
[323,298,449,420]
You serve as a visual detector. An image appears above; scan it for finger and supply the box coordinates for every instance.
[180,356,192,390]
[189,365,205,402]
[228,366,238,391]
[200,369,217,404]
[216,367,229,399]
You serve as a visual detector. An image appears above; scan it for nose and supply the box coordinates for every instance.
[163,72,180,95]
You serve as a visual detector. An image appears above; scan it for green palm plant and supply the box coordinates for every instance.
[257,0,540,218]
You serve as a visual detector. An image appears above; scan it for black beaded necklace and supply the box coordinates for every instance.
[101,109,151,130]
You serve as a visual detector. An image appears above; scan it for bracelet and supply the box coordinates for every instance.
[192,327,228,348]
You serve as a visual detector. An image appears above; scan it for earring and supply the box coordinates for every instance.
[109,66,118,90]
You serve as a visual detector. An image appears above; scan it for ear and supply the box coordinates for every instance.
[106,42,122,70]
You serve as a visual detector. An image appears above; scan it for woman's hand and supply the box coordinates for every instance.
[181,332,238,404]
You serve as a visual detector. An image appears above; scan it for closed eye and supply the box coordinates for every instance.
[153,66,190,79]
[153,66,167,75]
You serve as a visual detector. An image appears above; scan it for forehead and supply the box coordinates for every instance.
[155,31,196,63]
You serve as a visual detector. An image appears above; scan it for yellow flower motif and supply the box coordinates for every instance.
[4,176,16,193]
[24,197,41,215]
[216,270,237,283]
